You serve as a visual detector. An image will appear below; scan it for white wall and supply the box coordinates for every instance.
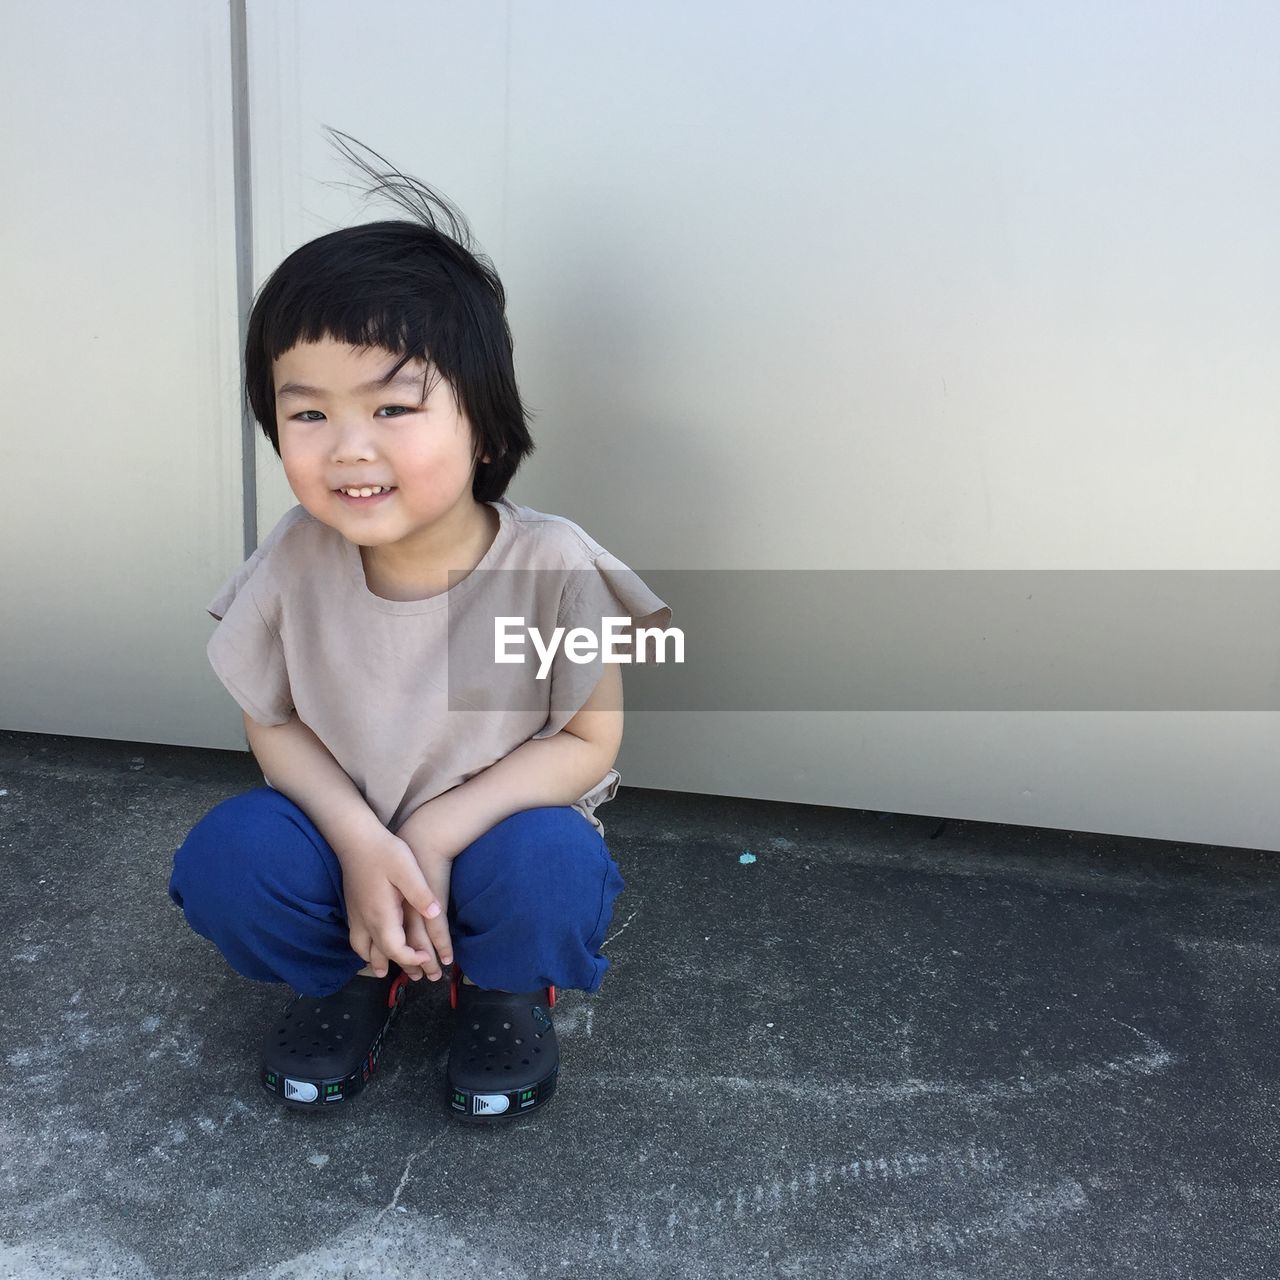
[241,1,1279,850]
[4,1,1277,850]
[0,0,244,744]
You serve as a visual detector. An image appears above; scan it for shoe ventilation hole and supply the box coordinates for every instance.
[485,1066,493,1072]
[502,1022,511,1029]
[343,1013,351,1020]
[320,1022,329,1029]
[487,1035,496,1042]
[336,1034,343,1041]
[534,1032,542,1039]
[314,1006,322,1014]
[522,1058,530,1065]
[534,1047,541,1054]
[514,1037,522,1045]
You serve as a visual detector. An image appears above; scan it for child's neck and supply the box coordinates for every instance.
[359,502,499,603]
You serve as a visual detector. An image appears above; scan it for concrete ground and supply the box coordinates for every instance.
[0,727,1277,1279]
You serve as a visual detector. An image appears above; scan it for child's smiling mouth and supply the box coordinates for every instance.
[335,485,397,505]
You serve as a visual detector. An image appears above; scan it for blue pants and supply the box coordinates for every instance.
[168,787,624,999]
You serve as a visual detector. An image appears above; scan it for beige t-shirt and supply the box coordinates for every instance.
[206,498,672,837]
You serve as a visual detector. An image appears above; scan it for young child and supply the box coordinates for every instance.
[168,134,671,1124]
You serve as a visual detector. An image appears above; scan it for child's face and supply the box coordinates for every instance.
[273,337,484,560]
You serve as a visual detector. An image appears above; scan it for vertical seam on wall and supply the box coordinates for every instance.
[501,0,513,261]
[230,0,257,557]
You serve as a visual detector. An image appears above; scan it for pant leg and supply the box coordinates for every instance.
[168,786,363,998]
[170,789,624,1000]
[447,806,625,994]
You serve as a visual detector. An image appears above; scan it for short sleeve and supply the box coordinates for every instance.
[531,551,672,741]
[206,552,294,728]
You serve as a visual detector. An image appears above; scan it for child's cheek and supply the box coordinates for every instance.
[280,450,325,510]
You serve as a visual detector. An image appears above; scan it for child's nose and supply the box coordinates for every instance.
[329,417,379,462]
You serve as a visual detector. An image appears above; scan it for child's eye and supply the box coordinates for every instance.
[290,406,415,422]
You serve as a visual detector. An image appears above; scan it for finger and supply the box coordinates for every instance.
[375,915,437,976]
[349,929,372,966]
[404,923,442,980]
[398,880,443,932]
[407,859,455,969]
[395,885,450,971]
[368,942,389,979]
[402,913,435,982]
[419,907,454,971]
[390,849,441,916]
[403,907,430,950]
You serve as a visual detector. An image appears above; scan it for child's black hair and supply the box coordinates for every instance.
[244,128,534,503]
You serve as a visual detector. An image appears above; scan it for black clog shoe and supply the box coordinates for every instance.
[446,969,559,1123]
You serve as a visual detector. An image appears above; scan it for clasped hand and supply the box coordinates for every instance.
[341,823,456,983]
